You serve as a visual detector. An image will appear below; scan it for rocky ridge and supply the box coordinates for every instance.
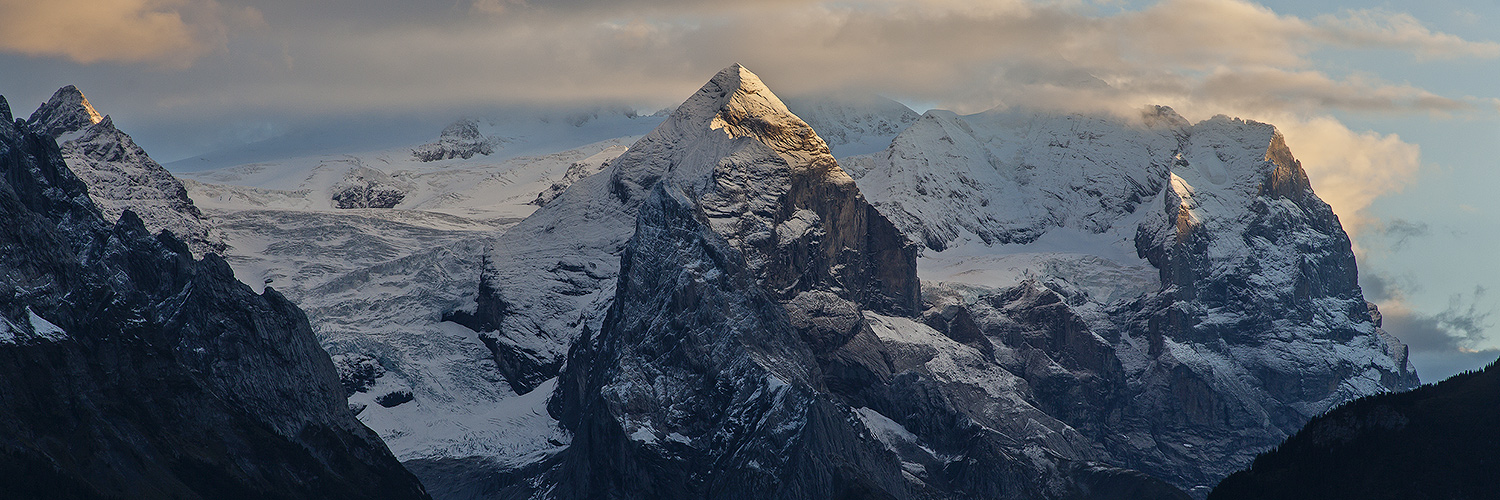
[0,93,429,499]
[26,86,224,256]
[54,63,1422,499]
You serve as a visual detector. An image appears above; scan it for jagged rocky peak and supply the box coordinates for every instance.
[609,63,919,313]
[610,63,848,202]
[412,117,497,161]
[536,95,1188,498]
[26,84,103,137]
[20,85,224,256]
[476,64,918,394]
[0,95,13,130]
[1137,115,1362,310]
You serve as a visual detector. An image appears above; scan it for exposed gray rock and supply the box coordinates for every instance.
[331,165,410,209]
[413,118,498,162]
[24,85,101,138]
[549,183,910,500]
[333,352,388,395]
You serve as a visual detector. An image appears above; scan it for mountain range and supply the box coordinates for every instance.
[0,65,1447,499]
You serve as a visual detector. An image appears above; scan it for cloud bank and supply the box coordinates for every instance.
[0,0,260,66]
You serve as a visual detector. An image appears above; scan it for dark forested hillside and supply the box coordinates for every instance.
[1210,358,1500,500]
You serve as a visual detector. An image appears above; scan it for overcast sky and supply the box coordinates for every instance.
[2,0,1496,380]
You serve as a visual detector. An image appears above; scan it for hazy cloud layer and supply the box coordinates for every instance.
[0,0,261,66]
[1386,293,1498,382]
[18,0,1484,113]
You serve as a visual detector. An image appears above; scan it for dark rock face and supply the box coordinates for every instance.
[333,353,388,396]
[1209,357,1500,500]
[0,108,428,499]
[550,184,908,500]
[541,180,1189,500]
[331,166,409,209]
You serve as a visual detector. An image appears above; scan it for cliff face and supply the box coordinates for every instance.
[1122,117,1419,489]
[0,96,429,500]
[549,184,908,500]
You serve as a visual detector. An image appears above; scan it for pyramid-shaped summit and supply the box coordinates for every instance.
[27,85,103,137]
[610,64,853,203]
[475,64,919,394]
[686,64,844,173]
[614,63,916,309]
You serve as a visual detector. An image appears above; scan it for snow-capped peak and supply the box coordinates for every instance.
[478,64,918,394]
[27,85,103,138]
[650,64,851,186]
[21,86,224,256]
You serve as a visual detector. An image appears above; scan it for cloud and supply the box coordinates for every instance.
[0,0,259,66]
[7,0,1490,192]
[1360,271,1414,303]
[141,0,1490,118]
[1379,285,1493,353]
[1314,8,1500,59]
[1363,267,1495,382]
[1379,219,1432,251]
[1194,69,1468,114]
[1371,280,1497,381]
